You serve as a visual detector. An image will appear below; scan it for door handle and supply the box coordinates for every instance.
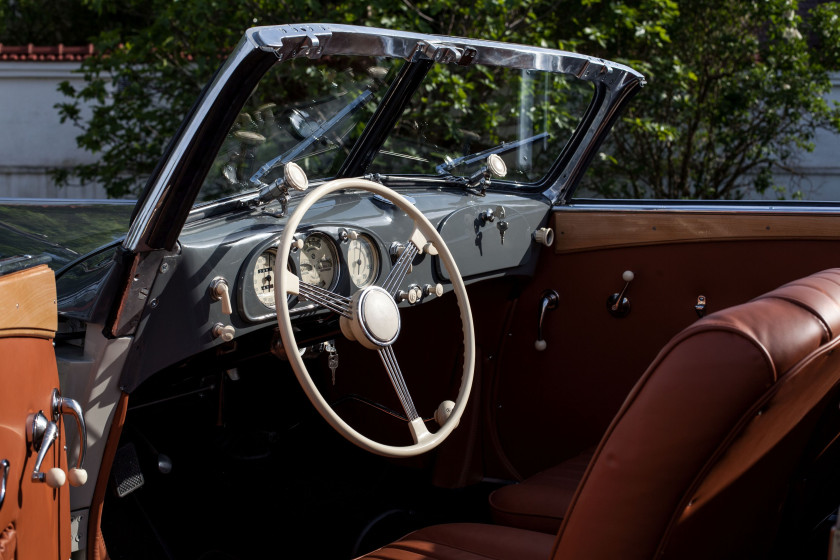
[0,459,8,510]
[535,290,559,351]
[51,389,88,487]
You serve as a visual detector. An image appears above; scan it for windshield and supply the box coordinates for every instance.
[369,65,592,183]
[197,51,594,206]
[197,56,403,203]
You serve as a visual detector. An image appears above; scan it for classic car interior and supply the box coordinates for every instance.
[6,23,840,560]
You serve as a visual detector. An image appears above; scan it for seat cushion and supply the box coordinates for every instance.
[356,523,555,560]
[489,449,593,533]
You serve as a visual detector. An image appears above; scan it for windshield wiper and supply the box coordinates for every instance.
[435,132,549,174]
[250,89,374,192]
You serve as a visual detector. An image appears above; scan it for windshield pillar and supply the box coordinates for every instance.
[336,57,434,178]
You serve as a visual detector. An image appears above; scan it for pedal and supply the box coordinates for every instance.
[112,442,145,498]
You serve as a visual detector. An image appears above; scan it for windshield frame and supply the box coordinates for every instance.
[124,23,645,254]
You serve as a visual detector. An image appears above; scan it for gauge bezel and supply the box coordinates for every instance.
[298,232,340,291]
[237,238,301,323]
[346,233,380,289]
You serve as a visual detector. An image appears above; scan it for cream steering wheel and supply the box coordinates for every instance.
[275,178,475,458]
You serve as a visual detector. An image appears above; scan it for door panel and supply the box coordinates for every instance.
[488,209,840,479]
[0,265,70,560]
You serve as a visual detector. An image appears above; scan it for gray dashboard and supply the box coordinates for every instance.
[112,187,551,391]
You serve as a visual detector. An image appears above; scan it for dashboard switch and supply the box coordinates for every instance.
[210,277,233,316]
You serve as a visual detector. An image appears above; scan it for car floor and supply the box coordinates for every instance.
[101,349,497,560]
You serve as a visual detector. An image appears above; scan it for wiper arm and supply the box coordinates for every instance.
[435,132,549,174]
[249,89,374,188]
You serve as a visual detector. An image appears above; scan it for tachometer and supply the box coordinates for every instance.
[253,248,277,308]
[299,234,338,289]
[347,234,379,289]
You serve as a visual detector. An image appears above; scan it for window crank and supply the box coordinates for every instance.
[607,270,634,318]
[535,290,559,351]
[27,411,65,488]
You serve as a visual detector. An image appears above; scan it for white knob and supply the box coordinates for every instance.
[68,467,88,487]
[424,284,444,297]
[45,467,66,488]
[487,154,507,177]
[213,323,236,342]
[622,270,635,282]
[534,339,547,352]
[435,400,456,426]
[534,227,554,247]
[284,162,308,191]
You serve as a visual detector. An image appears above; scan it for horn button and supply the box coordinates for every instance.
[341,286,402,350]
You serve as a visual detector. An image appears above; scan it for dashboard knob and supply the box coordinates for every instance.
[212,323,236,342]
[534,227,554,247]
[397,289,418,305]
[424,283,444,297]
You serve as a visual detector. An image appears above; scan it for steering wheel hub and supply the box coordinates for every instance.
[341,286,401,350]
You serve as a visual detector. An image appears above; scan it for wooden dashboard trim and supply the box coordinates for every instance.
[0,265,57,339]
[553,211,840,253]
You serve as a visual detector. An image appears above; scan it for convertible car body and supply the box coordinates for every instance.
[3,23,840,560]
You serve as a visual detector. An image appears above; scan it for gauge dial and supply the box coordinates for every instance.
[299,234,338,289]
[253,249,277,308]
[347,235,379,289]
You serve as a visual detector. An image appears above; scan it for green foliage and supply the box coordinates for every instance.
[576,0,840,199]
[53,0,840,200]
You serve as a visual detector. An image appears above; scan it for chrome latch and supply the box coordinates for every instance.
[535,290,560,351]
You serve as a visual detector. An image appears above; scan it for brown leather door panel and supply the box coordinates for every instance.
[0,265,70,560]
[488,210,840,479]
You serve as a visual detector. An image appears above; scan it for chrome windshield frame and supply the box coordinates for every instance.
[124,23,645,254]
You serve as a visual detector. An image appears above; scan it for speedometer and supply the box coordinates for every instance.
[253,249,277,308]
[347,234,379,289]
[299,234,338,289]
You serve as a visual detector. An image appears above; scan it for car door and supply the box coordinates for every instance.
[0,264,71,559]
[485,205,840,479]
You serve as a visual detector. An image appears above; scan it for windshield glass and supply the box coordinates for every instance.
[369,65,592,183]
[197,53,594,205]
[197,56,403,203]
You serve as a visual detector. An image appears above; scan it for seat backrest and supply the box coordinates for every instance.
[551,269,840,560]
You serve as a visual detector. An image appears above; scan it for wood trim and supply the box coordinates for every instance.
[0,265,56,338]
[553,211,840,253]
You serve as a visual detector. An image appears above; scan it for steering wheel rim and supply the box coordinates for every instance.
[275,178,475,458]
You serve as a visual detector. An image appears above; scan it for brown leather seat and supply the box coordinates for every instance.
[358,269,840,560]
[488,448,593,533]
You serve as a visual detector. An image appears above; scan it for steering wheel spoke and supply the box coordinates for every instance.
[382,234,420,297]
[298,281,352,318]
[377,345,420,422]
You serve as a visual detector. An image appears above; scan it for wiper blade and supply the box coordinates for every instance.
[249,89,374,187]
[435,132,549,174]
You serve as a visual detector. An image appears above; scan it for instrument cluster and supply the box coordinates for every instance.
[237,228,384,323]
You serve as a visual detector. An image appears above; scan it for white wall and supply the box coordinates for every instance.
[0,61,108,199]
[773,73,840,201]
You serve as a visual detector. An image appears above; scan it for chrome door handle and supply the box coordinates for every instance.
[0,459,8,510]
[51,389,88,487]
[535,290,559,351]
